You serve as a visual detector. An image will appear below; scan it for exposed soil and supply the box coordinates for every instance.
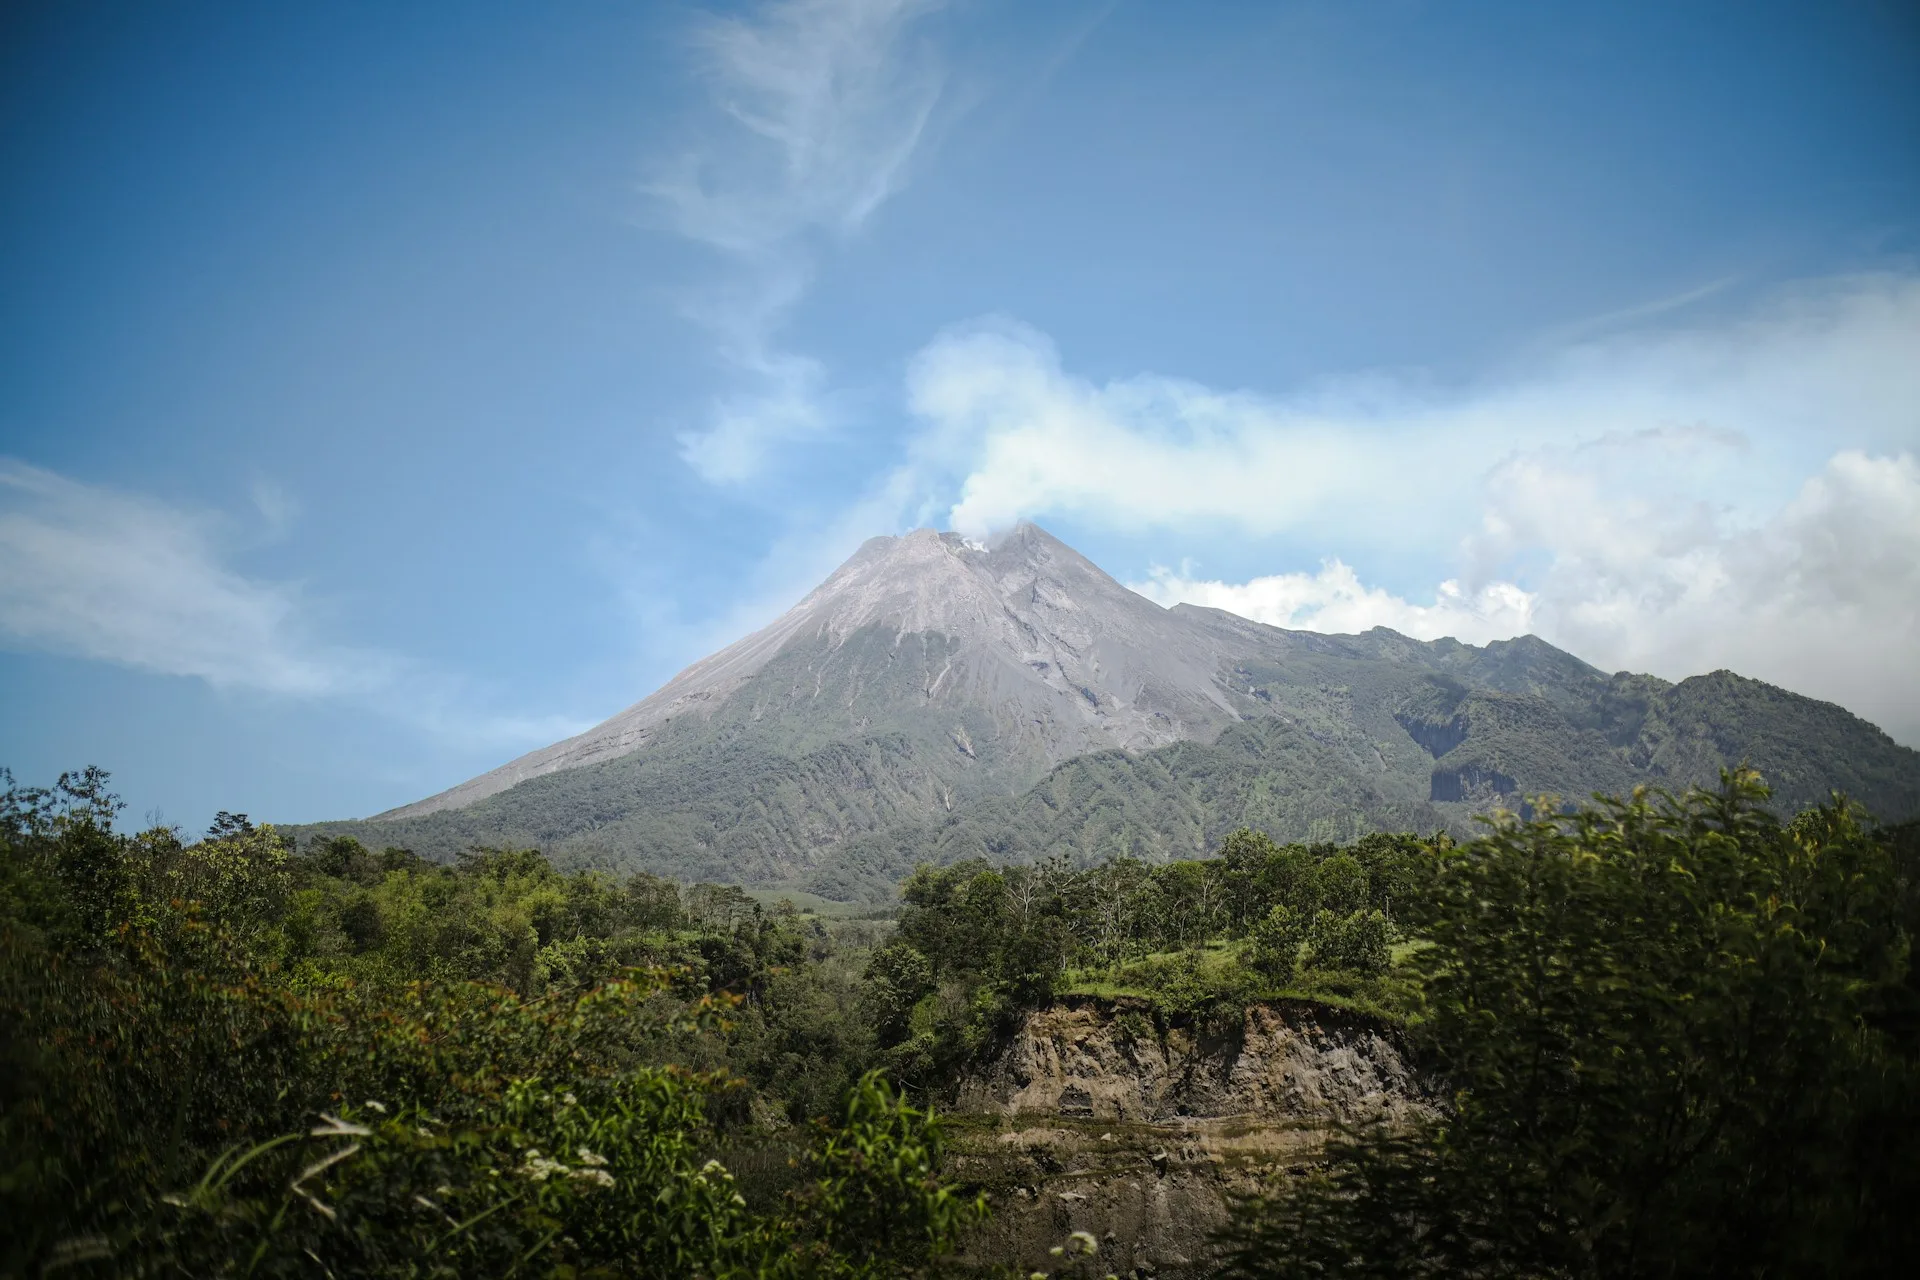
[949,996,1432,1277]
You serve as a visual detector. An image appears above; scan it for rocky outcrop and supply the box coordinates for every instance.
[959,996,1428,1127]
[950,998,1433,1277]
[950,1117,1314,1279]
[1394,708,1470,759]
[1429,763,1519,803]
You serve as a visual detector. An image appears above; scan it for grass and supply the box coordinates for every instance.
[1280,969,1422,1025]
[741,887,897,919]
[1058,935,1422,1025]
[1390,938,1432,965]
[1059,939,1242,999]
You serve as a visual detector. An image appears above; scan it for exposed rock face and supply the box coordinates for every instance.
[1430,763,1520,803]
[959,997,1428,1128]
[953,1119,1315,1279]
[951,998,1433,1277]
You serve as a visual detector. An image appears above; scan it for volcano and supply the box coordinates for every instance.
[297,523,1920,896]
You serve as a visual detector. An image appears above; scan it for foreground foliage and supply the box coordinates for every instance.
[1217,772,1920,1278]
[10,760,1913,1277]
[0,769,980,1278]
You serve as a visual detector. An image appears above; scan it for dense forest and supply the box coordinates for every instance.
[5,764,1918,1276]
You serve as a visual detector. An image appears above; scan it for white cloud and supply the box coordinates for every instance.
[1493,448,1920,742]
[910,319,1408,539]
[901,276,1920,742]
[1132,561,1536,645]
[655,0,947,481]
[1134,448,1920,744]
[696,432,1918,745]
[909,277,1920,542]
[0,461,587,751]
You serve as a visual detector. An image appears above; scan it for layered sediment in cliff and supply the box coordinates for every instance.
[950,997,1432,1277]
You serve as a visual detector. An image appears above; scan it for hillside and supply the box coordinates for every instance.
[802,669,1920,899]
[291,523,1920,892]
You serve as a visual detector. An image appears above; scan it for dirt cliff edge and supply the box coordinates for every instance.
[950,996,1432,1277]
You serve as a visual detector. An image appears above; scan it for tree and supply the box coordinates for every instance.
[1249,904,1307,985]
[1218,828,1284,934]
[1083,857,1151,963]
[1253,842,1318,923]
[1313,851,1367,917]
[1151,860,1215,950]
[1218,773,1919,1279]
[2,768,985,1278]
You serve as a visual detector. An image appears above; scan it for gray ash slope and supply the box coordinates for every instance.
[295,523,1920,896]
[383,523,1256,821]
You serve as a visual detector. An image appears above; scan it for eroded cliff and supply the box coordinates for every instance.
[950,996,1431,1277]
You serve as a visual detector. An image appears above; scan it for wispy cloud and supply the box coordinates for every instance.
[248,475,300,539]
[897,274,1920,742]
[653,0,948,482]
[0,461,587,751]
[0,461,363,696]
[1528,273,1743,349]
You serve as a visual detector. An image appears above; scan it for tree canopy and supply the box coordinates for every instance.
[1217,773,1920,1278]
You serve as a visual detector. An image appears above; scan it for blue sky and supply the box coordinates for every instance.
[2,0,1916,829]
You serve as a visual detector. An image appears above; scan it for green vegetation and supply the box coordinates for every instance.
[0,768,979,1278]
[8,760,1918,1276]
[850,668,1920,904]
[1217,773,1920,1278]
[862,829,1433,1081]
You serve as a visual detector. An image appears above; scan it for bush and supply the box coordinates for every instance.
[0,768,982,1279]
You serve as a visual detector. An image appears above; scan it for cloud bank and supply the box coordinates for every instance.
[909,277,1920,542]
[1132,451,1920,741]
[1132,562,1536,646]
[900,276,1920,742]
[655,0,947,482]
[0,462,585,751]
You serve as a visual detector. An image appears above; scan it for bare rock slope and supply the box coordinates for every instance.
[382,525,1250,820]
